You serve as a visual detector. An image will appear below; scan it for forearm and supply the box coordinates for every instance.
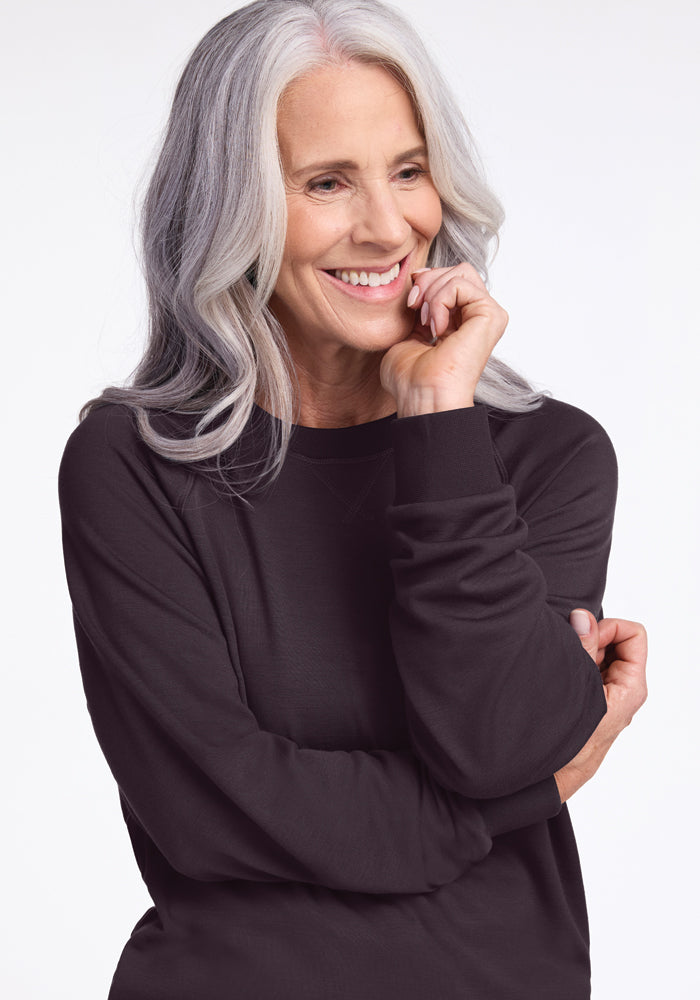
[386,404,614,798]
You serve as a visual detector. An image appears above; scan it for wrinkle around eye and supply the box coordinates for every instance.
[303,183,357,205]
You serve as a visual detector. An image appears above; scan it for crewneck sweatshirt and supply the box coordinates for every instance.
[59,397,616,999]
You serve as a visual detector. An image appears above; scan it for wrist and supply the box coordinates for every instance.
[396,388,475,418]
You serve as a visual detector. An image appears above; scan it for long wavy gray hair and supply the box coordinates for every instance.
[83,0,544,501]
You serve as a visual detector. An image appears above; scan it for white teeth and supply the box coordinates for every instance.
[333,262,401,286]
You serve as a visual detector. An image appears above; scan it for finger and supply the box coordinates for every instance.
[600,618,648,663]
[423,276,498,339]
[409,306,437,345]
[407,262,487,313]
[406,269,431,309]
[597,618,647,650]
[596,619,648,718]
[605,636,648,681]
[407,266,451,310]
[569,608,600,662]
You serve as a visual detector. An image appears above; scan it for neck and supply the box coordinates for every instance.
[258,342,398,429]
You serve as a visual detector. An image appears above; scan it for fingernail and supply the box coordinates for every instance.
[420,302,430,326]
[570,609,590,636]
[430,318,437,339]
[407,286,420,308]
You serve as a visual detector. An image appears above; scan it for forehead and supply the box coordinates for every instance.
[276,62,423,171]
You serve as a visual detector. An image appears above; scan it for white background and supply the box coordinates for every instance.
[3,0,698,996]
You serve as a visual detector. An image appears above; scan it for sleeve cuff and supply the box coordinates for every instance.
[391,405,503,504]
[478,775,563,838]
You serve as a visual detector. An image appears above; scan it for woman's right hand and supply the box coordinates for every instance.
[554,613,648,803]
[380,263,509,416]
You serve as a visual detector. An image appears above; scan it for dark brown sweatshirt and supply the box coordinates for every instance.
[59,397,616,999]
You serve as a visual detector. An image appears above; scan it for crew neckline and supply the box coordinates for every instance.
[252,402,398,460]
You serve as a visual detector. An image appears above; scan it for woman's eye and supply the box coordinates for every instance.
[396,167,425,182]
[309,177,339,193]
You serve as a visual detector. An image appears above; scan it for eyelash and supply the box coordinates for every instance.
[307,166,426,194]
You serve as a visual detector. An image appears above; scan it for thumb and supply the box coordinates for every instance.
[569,608,599,662]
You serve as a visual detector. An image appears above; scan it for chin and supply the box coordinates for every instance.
[353,319,416,353]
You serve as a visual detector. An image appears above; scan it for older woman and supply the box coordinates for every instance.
[59,1,647,998]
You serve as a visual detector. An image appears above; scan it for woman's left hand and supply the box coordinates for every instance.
[554,611,649,803]
[379,263,509,417]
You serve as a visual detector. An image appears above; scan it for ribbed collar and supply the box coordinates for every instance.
[252,402,397,460]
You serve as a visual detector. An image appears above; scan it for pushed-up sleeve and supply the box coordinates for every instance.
[387,403,615,799]
[58,406,562,898]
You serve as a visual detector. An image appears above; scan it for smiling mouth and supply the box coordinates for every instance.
[326,259,403,287]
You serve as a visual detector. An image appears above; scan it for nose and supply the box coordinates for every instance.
[350,182,411,251]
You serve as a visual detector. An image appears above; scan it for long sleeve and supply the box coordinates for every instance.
[387,402,614,799]
[58,405,562,898]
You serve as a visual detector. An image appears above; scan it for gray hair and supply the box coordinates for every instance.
[83,0,544,502]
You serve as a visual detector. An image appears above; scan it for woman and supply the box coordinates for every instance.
[58,1,647,997]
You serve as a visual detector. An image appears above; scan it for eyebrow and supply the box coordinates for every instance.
[289,145,429,179]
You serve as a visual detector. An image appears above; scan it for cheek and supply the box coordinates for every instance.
[280,197,317,271]
[280,226,311,274]
[423,189,443,241]
[282,201,346,271]
[284,197,353,273]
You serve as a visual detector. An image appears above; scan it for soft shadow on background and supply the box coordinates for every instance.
[2,1,698,996]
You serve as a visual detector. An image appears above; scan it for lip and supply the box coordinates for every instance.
[319,252,415,302]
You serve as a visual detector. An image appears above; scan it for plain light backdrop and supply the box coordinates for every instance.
[3,0,698,996]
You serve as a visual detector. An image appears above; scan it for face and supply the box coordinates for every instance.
[270,61,443,356]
